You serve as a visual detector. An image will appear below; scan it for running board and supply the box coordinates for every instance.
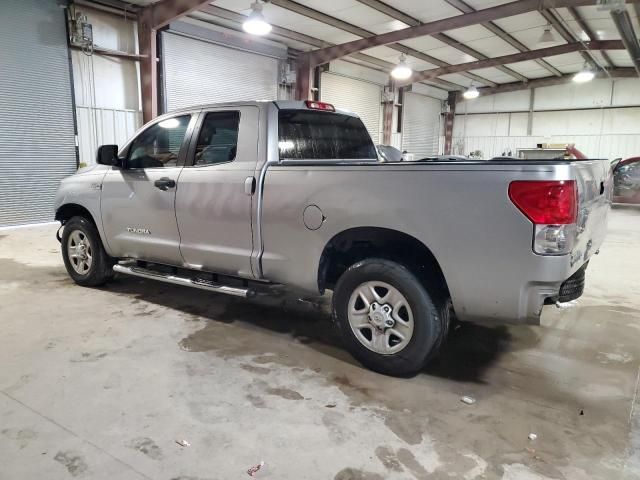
[113,264,255,298]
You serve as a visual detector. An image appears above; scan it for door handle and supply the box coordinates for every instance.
[154,177,176,191]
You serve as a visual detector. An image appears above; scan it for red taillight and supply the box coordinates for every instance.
[305,100,335,112]
[508,180,577,225]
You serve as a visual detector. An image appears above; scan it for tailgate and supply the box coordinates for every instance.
[571,159,612,271]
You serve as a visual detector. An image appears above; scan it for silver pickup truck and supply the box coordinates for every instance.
[54,100,611,375]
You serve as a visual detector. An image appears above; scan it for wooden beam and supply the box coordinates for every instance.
[355,0,528,81]
[307,0,599,66]
[442,0,562,77]
[402,40,625,85]
[475,68,637,96]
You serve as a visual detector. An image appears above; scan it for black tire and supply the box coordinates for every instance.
[61,216,115,287]
[332,258,442,376]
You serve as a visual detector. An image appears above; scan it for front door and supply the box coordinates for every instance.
[101,113,197,265]
[175,106,260,278]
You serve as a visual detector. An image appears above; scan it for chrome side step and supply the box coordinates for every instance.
[113,264,255,298]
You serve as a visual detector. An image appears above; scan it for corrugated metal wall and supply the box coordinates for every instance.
[76,106,142,166]
[449,106,640,159]
[321,73,382,144]
[0,0,77,226]
[401,92,442,159]
[161,31,280,111]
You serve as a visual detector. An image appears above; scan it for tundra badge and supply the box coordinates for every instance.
[126,227,151,235]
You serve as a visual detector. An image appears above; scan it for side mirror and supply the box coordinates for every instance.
[97,145,122,167]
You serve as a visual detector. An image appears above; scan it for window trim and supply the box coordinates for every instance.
[121,112,199,170]
[184,109,242,168]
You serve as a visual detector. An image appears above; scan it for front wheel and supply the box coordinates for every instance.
[333,258,442,376]
[61,216,114,287]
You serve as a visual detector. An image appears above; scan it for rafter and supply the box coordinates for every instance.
[355,0,528,82]
[566,6,614,67]
[442,0,562,77]
[403,40,625,85]
[476,68,636,96]
[196,4,463,91]
[305,0,600,66]
[538,9,599,70]
[269,0,496,86]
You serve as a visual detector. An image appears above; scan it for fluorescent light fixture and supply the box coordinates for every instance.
[243,2,272,36]
[463,84,479,99]
[391,54,412,80]
[573,65,595,83]
[538,25,557,45]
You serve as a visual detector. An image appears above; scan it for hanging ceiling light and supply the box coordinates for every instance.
[463,84,479,99]
[537,24,557,46]
[573,64,595,83]
[391,54,412,80]
[243,1,272,36]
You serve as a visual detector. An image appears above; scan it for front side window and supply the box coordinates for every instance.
[194,111,240,166]
[128,115,191,168]
[278,110,377,160]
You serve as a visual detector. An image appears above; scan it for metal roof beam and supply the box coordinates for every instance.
[196,5,463,91]
[269,0,496,85]
[610,6,640,76]
[476,68,636,96]
[306,0,600,66]
[567,6,614,67]
[538,9,600,70]
[355,0,528,82]
[403,40,624,84]
[442,0,562,76]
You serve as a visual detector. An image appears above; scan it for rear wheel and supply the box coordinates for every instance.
[61,216,114,287]
[333,258,442,376]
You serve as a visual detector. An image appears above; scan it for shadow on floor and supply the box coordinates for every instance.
[101,275,512,383]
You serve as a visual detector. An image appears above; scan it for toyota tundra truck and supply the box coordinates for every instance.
[54,100,612,376]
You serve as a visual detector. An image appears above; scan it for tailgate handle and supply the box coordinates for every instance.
[599,181,605,195]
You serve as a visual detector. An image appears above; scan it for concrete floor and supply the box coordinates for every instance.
[1,207,639,480]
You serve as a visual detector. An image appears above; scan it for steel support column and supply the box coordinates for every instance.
[444,91,457,155]
[382,83,395,145]
[294,55,312,100]
[138,10,157,123]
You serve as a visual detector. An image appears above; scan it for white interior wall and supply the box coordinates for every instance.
[449,79,640,159]
[71,7,142,165]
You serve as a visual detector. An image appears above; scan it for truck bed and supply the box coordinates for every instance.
[258,158,611,324]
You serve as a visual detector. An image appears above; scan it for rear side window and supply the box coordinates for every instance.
[194,111,240,166]
[278,110,377,160]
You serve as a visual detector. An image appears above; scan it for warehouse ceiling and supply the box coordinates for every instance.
[88,0,640,93]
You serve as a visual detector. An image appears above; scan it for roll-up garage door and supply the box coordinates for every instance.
[321,73,382,144]
[161,31,279,112]
[0,0,77,227]
[402,92,442,159]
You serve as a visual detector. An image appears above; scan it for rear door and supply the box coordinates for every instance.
[175,106,260,278]
[101,113,197,264]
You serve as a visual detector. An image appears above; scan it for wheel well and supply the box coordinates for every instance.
[318,227,450,298]
[55,204,96,227]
